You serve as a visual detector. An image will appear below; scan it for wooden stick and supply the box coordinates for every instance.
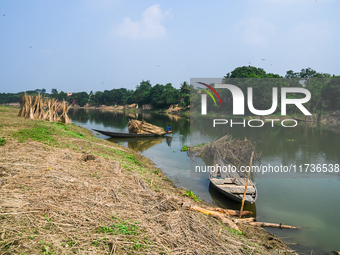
[240,151,254,218]
[248,222,301,229]
[205,207,252,216]
[182,203,240,230]
[233,217,256,224]
[0,211,42,215]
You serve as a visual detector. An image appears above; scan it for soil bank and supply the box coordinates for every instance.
[0,106,297,254]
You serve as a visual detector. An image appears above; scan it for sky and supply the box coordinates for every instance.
[0,0,339,94]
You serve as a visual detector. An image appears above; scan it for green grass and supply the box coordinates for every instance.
[185,190,202,202]
[226,228,244,237]
[181,145,188,151]
[98,221,140,235]
[13,125,55,143]
[103,146,142,166]
[0,138,6,146]
[11,121,85,144]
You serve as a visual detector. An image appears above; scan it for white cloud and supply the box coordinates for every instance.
[114,4,170,39]
[235,17,275,47]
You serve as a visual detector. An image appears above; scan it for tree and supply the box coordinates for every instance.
[180,81,190,95]
[58,91,67,101]
[131,80,152,105]
[321,77,340,110]
[285,68,332,114]
[225,66,266,78]
[51,88,58,95]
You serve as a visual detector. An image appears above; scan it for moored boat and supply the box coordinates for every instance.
[209,158,258,204]
[93,129,167,138]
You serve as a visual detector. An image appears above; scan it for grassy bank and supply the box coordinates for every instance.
[0,106,296,254]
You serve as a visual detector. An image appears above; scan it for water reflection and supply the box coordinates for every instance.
[165,137,172,147]
[107,137,166,152]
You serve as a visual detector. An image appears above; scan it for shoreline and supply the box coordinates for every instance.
[71,105,340,128]
[0,105,298,254]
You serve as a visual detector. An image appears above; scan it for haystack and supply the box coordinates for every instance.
[128,119,165,135]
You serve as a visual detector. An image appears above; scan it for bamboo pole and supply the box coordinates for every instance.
[240,151,254,218]
[248,222,301,229]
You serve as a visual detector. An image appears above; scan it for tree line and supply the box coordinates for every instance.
[1,66,338,113]
[191,66,340,115]
[0,81,190,109]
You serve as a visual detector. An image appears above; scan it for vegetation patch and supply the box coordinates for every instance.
[98,220,140,235]
[13,125,54,143]
[181,144,189,151]
[0,138,6,146]
[185,190,202,202]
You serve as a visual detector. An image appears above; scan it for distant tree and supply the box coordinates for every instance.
[321,77,340,110]
[180,81,190,95]
[131,80,152,105]
[68,92,89,106]
[285,68,333,114]
[51,88,58,95]
[163,83,180,106]
[150,84,165,108]
[58,91,67,101]
[225,66,266,78]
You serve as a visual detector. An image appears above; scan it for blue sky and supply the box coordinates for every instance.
[1,0,339,93]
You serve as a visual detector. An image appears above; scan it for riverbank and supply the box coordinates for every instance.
[71,105,190,117]
[0,106,296,254]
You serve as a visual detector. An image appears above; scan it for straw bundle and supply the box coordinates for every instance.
[18,93,72,124]
[59,101,72,124]
[128,119,165,135]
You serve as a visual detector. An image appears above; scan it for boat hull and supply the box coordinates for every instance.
[209,158,258,204]
[210,180,257,204]
[93,129,167,138]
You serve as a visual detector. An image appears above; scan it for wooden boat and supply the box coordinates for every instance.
[209,158,257,204]
[92,129,167,138]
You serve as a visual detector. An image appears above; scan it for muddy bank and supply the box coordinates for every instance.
[0,106,297,254]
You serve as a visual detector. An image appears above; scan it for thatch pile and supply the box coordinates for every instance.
[191,135,261,168]
[128,119,165,135]
[18,93,71,124]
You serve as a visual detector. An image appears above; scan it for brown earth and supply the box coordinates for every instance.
[0,106,297,254]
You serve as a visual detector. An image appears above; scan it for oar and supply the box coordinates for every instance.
[240,151,254,218]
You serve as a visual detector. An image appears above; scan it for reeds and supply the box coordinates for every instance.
[18,93,71,124]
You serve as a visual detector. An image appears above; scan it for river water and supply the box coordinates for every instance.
[69,108,340,254]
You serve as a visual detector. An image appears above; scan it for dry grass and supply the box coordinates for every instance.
[0,106,296,254]
[190,135,261,168]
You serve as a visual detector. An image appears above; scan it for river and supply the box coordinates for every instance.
[68,108,340,254]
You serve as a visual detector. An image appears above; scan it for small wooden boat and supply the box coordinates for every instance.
[209,158,257,204]
[93,129,167,138]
